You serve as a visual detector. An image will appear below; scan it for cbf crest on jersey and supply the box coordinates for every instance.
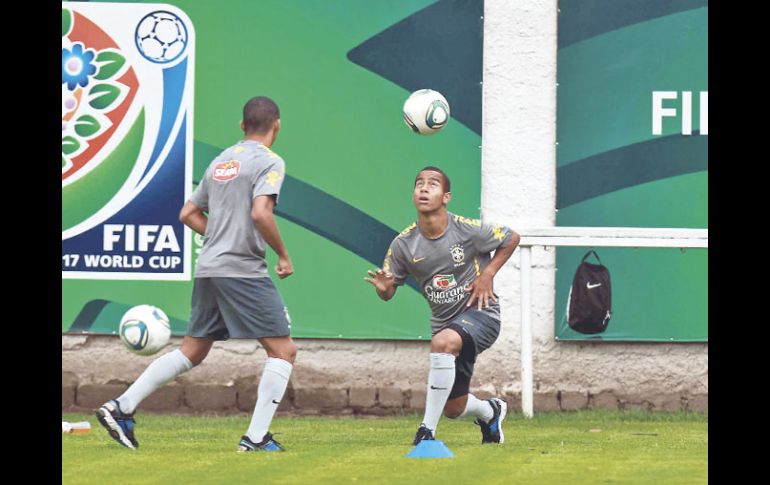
[62,3,194,280]
[450,244,465,265]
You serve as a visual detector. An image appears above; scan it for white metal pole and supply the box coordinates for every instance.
[520,246,533,418]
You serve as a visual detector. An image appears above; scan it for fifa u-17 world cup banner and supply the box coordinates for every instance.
[62,2,194,280]
[62,0,482,339]
[555,0,707,341]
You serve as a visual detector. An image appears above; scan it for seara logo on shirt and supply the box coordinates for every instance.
[213,160,240,181]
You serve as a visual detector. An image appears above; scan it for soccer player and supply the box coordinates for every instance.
[96,96,296,452]
[365,166,519,445]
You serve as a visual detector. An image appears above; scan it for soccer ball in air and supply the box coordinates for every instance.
[119,305,171,356]
[402,89,450,135]
[135,11,188,63]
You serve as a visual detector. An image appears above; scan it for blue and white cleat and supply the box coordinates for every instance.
[475,397,507,444]
[237,432,285,452]
[95,400,138,449]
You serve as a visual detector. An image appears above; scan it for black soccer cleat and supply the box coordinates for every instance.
[95,400,138,449]
[237,432,285,452]
[475,398,507,444]
[412,424,435,445]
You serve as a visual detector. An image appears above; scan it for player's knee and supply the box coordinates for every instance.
[430,335,447,352]
[431,332,462,355]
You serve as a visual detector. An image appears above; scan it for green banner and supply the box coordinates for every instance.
[62,0,483,340]
[555,0,708,341]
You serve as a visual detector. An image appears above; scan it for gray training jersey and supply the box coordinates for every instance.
[189,139,285,278]
[384,213,514,330]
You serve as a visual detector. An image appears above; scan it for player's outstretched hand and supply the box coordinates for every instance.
[466,273,497,310]
[275,255,294,279]
[364,268,394,292]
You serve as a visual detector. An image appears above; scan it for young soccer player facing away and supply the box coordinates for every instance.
[97,96,295,452]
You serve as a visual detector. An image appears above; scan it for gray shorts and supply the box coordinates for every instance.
[436,309,501,399]
[187,277,290,340]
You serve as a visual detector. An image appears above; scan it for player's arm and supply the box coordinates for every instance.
[467,228,521,310]
[179,201,207,236]
[251,194,293,279]
[365,269,398,301]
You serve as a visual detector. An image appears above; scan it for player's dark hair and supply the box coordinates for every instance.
[417,166,451,192]
[242,96,280,134]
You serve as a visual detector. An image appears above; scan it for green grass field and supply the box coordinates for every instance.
[62,410,707,484]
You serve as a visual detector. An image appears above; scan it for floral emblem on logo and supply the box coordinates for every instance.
[62,8,136,180]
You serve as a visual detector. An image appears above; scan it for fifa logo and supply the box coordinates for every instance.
[62,3,194,280]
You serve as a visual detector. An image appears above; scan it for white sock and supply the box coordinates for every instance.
[117,349,193,413]
[421,353,456,434]
[246,357,293,442]
[459,393,494,421]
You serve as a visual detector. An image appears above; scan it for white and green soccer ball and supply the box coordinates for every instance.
[119,304,171,356]
[402,89,450,135]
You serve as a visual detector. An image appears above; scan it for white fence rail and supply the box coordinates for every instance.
[516,227,708,417]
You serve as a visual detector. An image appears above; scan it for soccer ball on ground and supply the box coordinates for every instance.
[402,89,450,135]
[119,304,171,356]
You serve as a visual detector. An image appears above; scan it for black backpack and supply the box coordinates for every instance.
[565,250,612,334]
